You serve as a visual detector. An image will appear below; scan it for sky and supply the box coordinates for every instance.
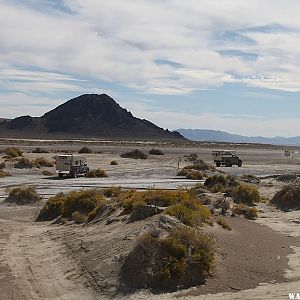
[1,0,300,137]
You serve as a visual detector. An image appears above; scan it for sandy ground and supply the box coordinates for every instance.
[0,141,299,299]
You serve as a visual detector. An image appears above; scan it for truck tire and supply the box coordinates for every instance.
[58,173,63,178]
[238,161,242,167]
[216,161,220,167]
[225,162,232,167]
[72,171,77,178]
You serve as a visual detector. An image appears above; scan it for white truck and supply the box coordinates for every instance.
[55,155,89,178]
[212,150,242,167]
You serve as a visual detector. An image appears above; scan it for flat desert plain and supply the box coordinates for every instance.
[0,140,299,300]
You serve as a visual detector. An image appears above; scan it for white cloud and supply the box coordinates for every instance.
[1,0,300,95]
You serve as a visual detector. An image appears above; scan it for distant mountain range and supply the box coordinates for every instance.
[0,94,183,141]
[177,129,300,146]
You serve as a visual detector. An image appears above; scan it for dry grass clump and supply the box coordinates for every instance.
[121,227,214,290]
[78,147,93,154]
[5,187,40,205]
[87,168,108,178]
[232,183,261,206]
[110,160,118,165]
[276,174,298,182]
[177,168,205,180]
[119,189,192,213]
[14,157,35,169]
[120,149,148,159]
[271,184,300,210]
[34,157,54,168]
[32,147,49,153]
[101,186,123,198]
[0,170,11,177]
[204,175,228,192]
[240,174,261,185]
[185,159,214,172]
[232,203,258,219]
[165,203,210,227]
[149,148,164,155]
[42,170,54,176]
[184,153,198,162]
[3,147,23,158]
[37,189,105,222]
[217,218,232,230]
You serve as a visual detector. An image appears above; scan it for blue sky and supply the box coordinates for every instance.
[1,0,300,137]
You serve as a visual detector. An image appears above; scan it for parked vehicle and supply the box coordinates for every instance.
[212,150,242,167]
[55,155,89,178]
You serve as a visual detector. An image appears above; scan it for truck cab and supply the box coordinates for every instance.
[55,155,89,178]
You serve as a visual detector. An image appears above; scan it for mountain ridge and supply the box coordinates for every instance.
[0,94,183,141]
[177,128,300,145]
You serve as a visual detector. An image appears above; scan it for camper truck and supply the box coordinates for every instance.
[55,155,89,178]
[212,150,242,167]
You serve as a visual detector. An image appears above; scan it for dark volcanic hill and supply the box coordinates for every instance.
[0,94,183,140]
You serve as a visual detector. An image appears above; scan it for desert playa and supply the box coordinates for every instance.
[0,139,299,300]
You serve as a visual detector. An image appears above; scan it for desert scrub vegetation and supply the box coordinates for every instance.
[101,186,123,198]
[5,187,40,205]
[121,227,215,290]
[276,174,298,182]
[232,204,258,219]
[184,159,215,172]
[0,170,11,178]
[177,168,205,180]
[232,183,261,206]
[78,146,93,154]
[271,184,300,210]
[184,153,198,162]
[110,160,118,165]
[36,189,105,222]
[14,157,35,169]
[3,147,23,158]
[204,175,228,192]
[149,148,164,155]
[240,174,261,185]
[87,168,108,178]
[165,203,211,227]
[42,170,54,176]
[120,149,148,159]
[32,147,49,153]
[33,157,54,168]
[217,218,232,230]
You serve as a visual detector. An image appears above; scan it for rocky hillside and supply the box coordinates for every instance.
[0,94,183,140]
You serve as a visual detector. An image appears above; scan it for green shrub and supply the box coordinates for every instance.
[14,157,35,169]
[217,218,232,230]
[110,160,118,165]
[149,148,164,155]
[0,170,11,178]
[121,227,214,289]
[4,147,22,158]
[271,184,300,210]
[232,184,261,206]
[34,157,54,168]
[78,147,93,154]
[120,149,147,159]
[32,147,48,153]
[88,168,108,178]
[5,187,40,205]
[36,193,64,221]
